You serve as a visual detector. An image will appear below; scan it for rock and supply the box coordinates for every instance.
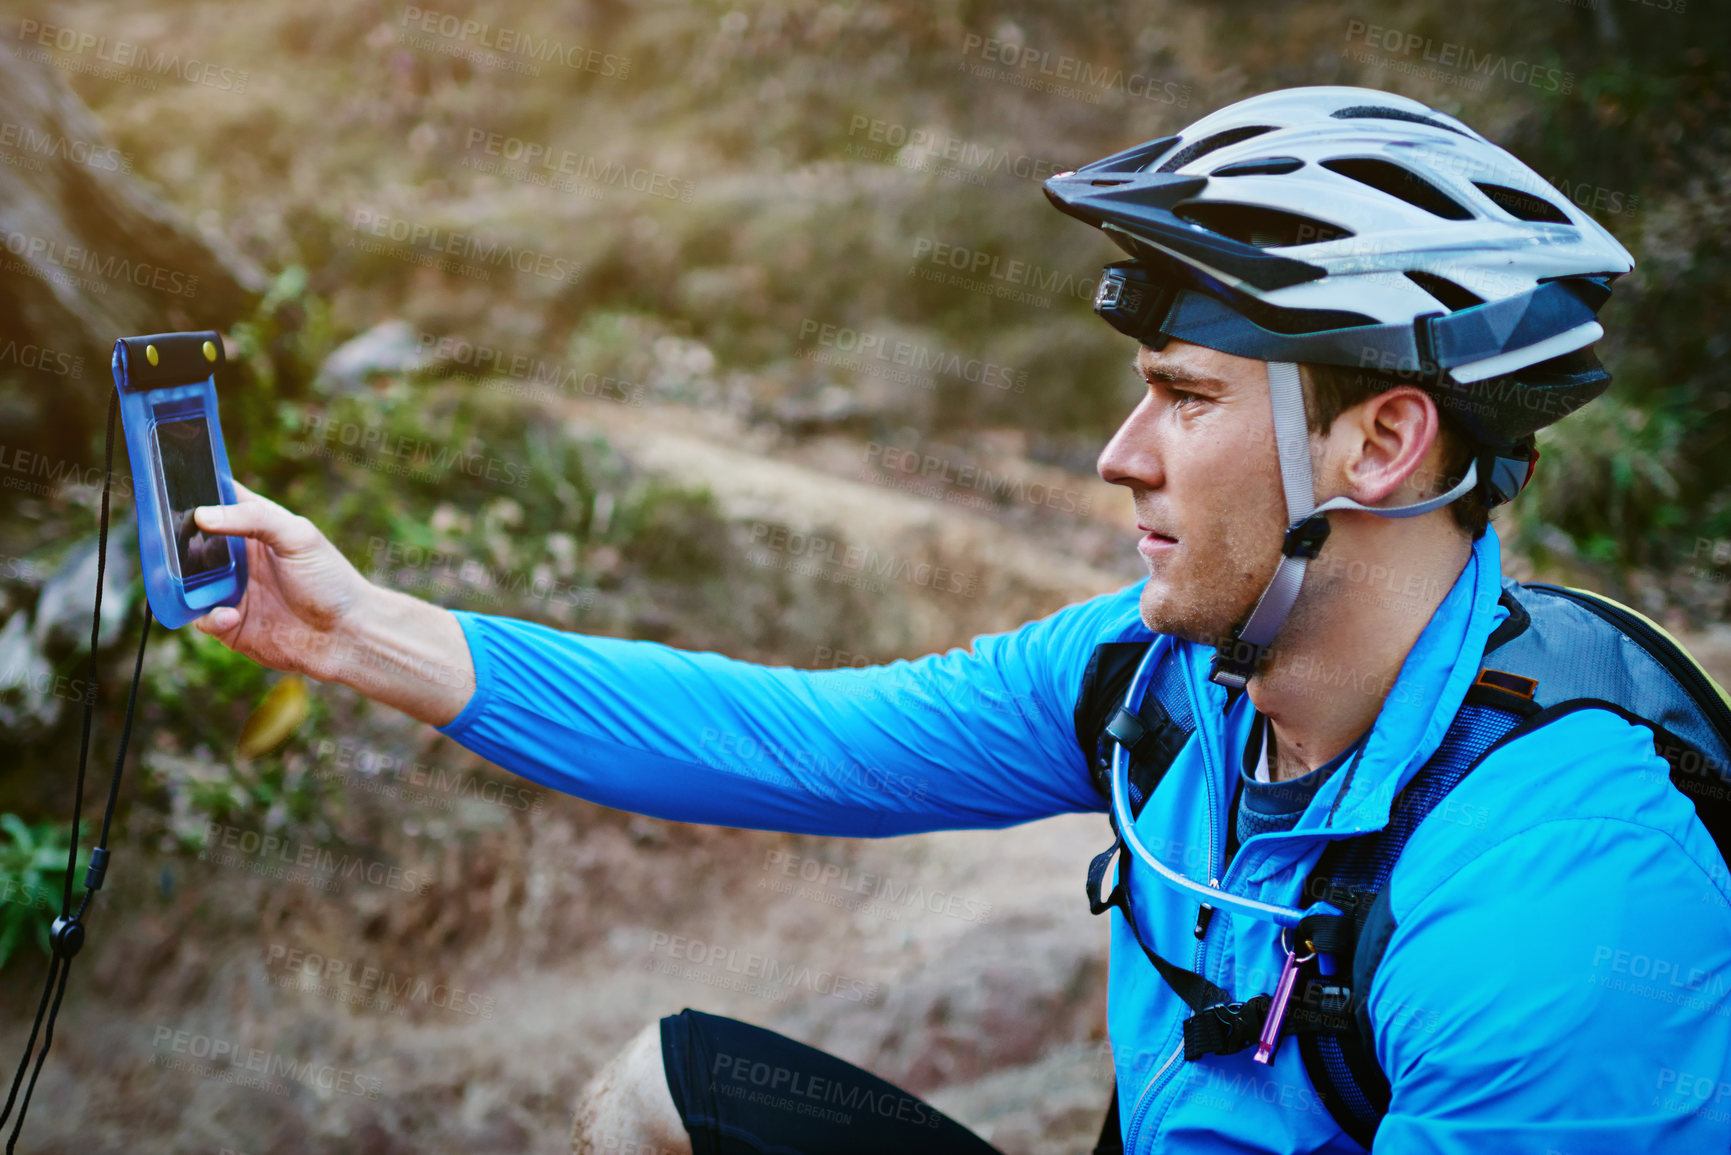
[0,609,60,730]
[312,319,433,394]
[770,383,866,433]
[0,49,264,466]
[770,912,1109,1094]
[31,528,135,653]
[925,1041,1118,1155]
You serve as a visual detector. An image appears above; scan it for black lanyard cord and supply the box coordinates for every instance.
[2,392,155,1151]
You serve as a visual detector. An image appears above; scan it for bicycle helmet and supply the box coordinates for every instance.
[1044,86,1635,686]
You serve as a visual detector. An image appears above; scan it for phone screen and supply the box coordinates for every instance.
[153,415,228,579]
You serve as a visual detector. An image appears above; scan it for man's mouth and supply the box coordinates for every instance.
[1137,524,1177,555]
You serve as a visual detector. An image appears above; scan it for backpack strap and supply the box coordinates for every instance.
[1288,684,1539,1147]
[1291,579,1731,1147]
[1284,586,1541,1146]
[1076,641,1281,1058]
[1075,639,1192,805]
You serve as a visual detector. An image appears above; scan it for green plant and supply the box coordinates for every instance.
[0,814,77,968]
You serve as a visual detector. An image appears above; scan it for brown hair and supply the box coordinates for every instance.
[1298,362,1489,540]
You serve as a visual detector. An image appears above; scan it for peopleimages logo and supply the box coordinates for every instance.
[843,115,1074,183]
[312,736,546,812]
[0,120,131,173]
[293,411,532,488]
[13,19,249,91]
[761,850,993,923]
[0,228,198,297]
[746,523,977,597]
[958,34,1193,106]
[909,237,1097,302]
[798,319,1027,393]
[200,821,432,895]
[0,443,124,498]
[862,442,1090,515]
[264,943,497,1018]
[398,6,630,77]
[462,128,693,202]
[711,1052,942,1128]
[646,932,881,1005]
[420,331,645,405]
[150,1026,381,1098]
[347,208,582,284]
[1342,20,1574,94]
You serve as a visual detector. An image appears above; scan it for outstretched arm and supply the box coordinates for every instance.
[194,483,1144,836]
[430,584,1133,837]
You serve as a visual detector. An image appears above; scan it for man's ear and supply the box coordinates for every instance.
[1338,386,1442,506]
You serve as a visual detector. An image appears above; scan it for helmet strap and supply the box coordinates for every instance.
[1208,362,1479,689]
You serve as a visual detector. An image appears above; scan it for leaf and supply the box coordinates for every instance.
[0,813,32,849]
[30,847,69,871]
[237,675,310,759]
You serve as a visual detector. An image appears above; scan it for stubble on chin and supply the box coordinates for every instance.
[1137,532,1278,649]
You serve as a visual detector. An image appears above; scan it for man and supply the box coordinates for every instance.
[193,87,1731,1153]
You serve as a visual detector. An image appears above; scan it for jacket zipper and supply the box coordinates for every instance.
[1125,1036,1184,1147]
[1126,665,1230,1150]
[1526,583,1731,735]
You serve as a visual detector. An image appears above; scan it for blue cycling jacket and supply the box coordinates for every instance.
[436,523,1731,1153]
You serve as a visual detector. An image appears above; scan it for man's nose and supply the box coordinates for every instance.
[1097,394,1164,490]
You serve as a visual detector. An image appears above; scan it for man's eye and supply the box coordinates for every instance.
[1168,388,1201,407]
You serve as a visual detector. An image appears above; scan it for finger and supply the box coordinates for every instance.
[194,495,318,553]
[197,479,275,531]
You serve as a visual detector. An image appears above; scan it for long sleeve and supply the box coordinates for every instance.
[435,582,1148,837]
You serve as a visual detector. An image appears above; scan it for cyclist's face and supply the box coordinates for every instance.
[1096,340,1294,647]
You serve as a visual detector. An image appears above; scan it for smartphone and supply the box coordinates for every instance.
[151,413,229,580]
[112,332,247,628]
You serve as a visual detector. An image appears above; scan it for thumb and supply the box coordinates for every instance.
[195,606,242,636]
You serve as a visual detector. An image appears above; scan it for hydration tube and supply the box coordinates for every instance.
[1108,638,1340,931]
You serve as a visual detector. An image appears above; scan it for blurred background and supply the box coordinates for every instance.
[0,0,1727,1151]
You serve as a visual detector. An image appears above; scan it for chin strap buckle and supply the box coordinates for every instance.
[1281,514,1331,559]
[1208,626,1263,689]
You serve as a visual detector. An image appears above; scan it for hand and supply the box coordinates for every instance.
[191,480,374,681]
[190,481,476,726]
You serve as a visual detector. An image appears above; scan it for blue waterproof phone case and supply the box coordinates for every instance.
[111,331,247,629]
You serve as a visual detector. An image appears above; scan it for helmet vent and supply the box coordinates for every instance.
[1173,202,1353,247]
[1212,157,1304,177]
[1474,182,1572,224]
[1321,157,1473,220]
[1329,105,1470,138]
[1404,271,1484,311]
[1156,126,1276,173]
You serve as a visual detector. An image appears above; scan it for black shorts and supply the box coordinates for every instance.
[659,1008,1004,1155]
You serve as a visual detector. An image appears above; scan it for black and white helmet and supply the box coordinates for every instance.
[1045,86,1637,688]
